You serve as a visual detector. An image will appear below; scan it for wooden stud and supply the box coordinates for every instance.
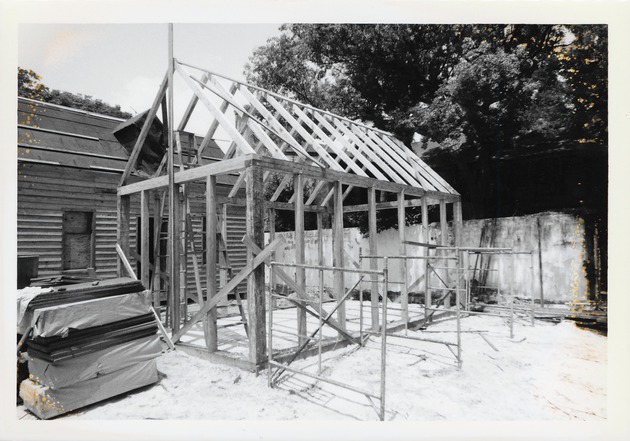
[140,190,150,288]
[268,208,277,292]
[398,191,408,324]
[332,181,346,333]
[246,165,266,366]
[116,195,131,277]
[219,204,228,288]
[422,196,430,317]
[368,186,379,330]
[294,173,307,346]
[205,175,218,351]
[167,25,179,332]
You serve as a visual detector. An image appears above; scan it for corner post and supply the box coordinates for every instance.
[246,164,266,367]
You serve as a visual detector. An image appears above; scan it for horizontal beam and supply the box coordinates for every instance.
[251,156,433,198]
[344,197,446,213]
[118,155,254,195]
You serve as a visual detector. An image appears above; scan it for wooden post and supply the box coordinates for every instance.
[116,195,131,277]
[439,199,449,307]
[453,200,463,247]
[294,173,307,346]
[268,209,276,292]
[151,191,163,308]
[205,176,218,351]
[140,190,150,288]
[422,196,429,316]
[219,204,228,288]
[317,211,324,374]
[167,23,180,332]
[398,191,408,324]
[453,200,463,311]
[368,186,379,330]
[332,181,346,333]
[246,165,266,367]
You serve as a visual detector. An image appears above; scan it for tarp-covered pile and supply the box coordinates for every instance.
[17,278,162,419]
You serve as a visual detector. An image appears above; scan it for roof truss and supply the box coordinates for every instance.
[119,59,459,208]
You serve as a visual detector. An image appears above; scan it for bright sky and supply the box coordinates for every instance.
[18,23,282,133]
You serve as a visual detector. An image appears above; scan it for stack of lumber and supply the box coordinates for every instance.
[17,278,162,419]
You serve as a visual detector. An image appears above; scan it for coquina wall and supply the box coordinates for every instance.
[266,212,589,304]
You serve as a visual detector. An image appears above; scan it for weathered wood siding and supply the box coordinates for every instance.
[17,98,248,296]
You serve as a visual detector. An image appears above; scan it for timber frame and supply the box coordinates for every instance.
[116,26,462,370]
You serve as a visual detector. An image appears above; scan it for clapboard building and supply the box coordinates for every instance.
[17,97,247,295]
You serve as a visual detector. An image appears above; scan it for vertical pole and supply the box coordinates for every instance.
[317,212,324,374]
[380,258,388,422]
[422,196,429,318]
[530,251,535,326]
[332,181,346,334]
[267,284,273,387]
[510,252,515,339]
[179,189,187,323]
[268,208,276,292]
[453,200,463,247]
[246,165,266,367]
[294,173,307,346]
[140,190,151,288]
[456,250,462,369]
[205,175,218,352]
[116,195,131,277]
[454,200,463,312]
[439,199,449,308]
[219,204,228,288]
[464,250,470,311]
[397,191,408,327]
[368,186,379,331]
[167,23,180,332]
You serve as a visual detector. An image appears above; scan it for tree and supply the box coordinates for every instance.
[18,67,132,119]
[18,68,49,101]
[245,24,607,224]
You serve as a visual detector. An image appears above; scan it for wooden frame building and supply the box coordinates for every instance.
[117,43,462,370]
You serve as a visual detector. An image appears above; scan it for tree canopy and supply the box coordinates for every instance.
[245,24,607,225]
[18,68,132,119]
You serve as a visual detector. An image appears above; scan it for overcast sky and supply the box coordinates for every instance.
[18,23,281,133]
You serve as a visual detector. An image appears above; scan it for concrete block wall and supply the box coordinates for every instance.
[266,212,588,304]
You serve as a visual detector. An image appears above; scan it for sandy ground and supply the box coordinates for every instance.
[17,312,606,421]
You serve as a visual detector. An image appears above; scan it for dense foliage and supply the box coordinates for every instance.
[18,68,132,119]
[245,24,607,229]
